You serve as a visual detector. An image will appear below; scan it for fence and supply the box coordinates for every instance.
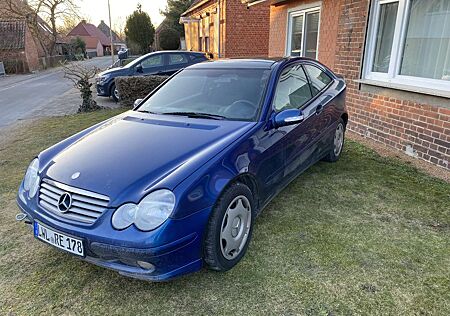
[1,58,28,74]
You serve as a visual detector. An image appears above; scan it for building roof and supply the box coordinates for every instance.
[68,21,110,46]
[97,20,123,43]
[181,0,211,17]
[0,19,26,50]
[155,18,169,34]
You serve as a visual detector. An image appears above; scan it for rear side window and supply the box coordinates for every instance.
[190,54,207,62]
[304,64,332,95]
[168,54,189,65]
[273,64,312,111]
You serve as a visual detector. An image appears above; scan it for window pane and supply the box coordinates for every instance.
[372,2,399,73]
[273,65,312,111]
[305,11,320,59]
[400,0,450,80]
[290,15,304,56]
[141,55,163,68]
[169,54,188,65]
[304,65,332,95]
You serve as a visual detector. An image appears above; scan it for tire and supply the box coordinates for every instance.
[204,182,256,271]
[323,118,346,162]
[110,83,119,102]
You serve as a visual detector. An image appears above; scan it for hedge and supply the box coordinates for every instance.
[115,75,169,106]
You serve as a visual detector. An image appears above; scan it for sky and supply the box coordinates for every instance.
[77,0,168,31]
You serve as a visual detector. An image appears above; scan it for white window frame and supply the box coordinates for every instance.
[286,5,321,59]
[363,0,450,93]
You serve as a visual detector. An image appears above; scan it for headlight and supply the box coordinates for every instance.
[97,75,110,84]
[112,189,175,231]
[23,158,40,198]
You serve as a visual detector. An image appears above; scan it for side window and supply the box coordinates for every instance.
[273,64,312,111]
[168,54,189,66]
[190,54,207,62]
[304,64,332,95]
[141,55,163,69]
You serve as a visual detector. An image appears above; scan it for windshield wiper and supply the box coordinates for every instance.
[161,112,226,120]
[137,110,157,114]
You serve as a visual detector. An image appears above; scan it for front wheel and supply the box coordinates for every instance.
[110,83,119,102]
[323,118,346,162]
[204,182,255,271]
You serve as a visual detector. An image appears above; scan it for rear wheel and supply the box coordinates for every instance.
[323,118,345,162]
[110,83,119,102]
[204,182,255,271]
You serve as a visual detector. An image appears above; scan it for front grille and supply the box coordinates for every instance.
[38,178,110,224]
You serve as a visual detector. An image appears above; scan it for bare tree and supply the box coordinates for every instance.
[61,61,102,113]
[113,17,125,40]
[57,14,90,36]
[33,0,80,54]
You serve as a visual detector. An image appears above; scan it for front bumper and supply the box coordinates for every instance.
[17,190,211,281]
[96,81,110,97]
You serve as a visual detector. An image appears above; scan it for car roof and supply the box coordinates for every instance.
[151,50,204,55]
[189,58,283,69]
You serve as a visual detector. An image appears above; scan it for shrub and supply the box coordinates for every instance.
[159,27,180,50]
[115,75,169,107]
[61,62,102,113]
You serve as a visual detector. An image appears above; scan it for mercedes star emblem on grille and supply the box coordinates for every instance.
[57,192,72,213]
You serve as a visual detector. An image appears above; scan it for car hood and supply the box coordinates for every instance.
[43,111,254,206]
[98,67,125,77]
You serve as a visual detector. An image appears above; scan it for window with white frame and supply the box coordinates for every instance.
[287,7,321,58]
[364,0,450,91]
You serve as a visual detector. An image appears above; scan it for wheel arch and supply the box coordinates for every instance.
[216,173,261,214]
[341,112,349,127]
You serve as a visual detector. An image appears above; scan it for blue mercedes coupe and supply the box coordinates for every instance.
[16,57,347,281]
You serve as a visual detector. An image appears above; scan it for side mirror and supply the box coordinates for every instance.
[133,98,143,109]
[136,64,143,73]
[273,109,304,128]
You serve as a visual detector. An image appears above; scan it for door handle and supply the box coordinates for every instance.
[316,103,324,114]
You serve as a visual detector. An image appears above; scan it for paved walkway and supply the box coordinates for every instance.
[0,56,116,128]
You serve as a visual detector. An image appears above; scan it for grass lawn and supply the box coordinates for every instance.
[0,109,449,315]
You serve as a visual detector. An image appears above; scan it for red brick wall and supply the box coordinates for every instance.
[183,0,269,58]
[268,1,311,58]
[224,0,270,58]
[267,0,450,169]
[333,0,450,169]
[24,26,40,71]
[318,0,339,69]
[268,0,338,68]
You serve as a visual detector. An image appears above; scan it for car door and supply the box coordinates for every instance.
[162,53,190,76]
[303,63,336,159]
[271,63,323,182]
[138,54,165,76]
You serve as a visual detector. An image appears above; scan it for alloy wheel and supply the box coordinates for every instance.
[113,87,120,101]
[220,195,252,260]
[334,123,344,156]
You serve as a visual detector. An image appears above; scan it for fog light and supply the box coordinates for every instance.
[137,261,155,271]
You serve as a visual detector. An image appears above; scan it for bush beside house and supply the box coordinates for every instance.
[115,76,169,106]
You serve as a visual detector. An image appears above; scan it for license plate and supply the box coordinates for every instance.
[34,221,84,257]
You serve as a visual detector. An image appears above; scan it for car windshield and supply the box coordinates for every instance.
[137,68,271,121]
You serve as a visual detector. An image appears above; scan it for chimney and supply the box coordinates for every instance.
[81,19,86,24]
